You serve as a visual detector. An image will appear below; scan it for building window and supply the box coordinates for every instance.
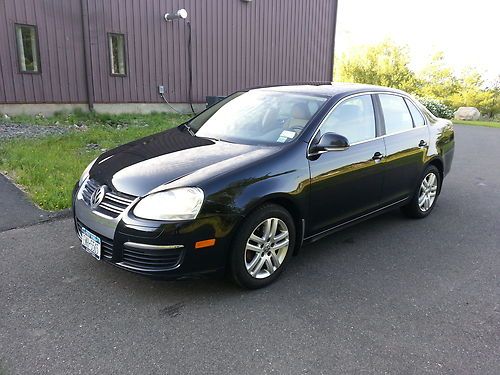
[15,24,40,73]
[108,33,127,76]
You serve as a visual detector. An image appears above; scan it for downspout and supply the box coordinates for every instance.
[329,0,339,82]
[80,0,94,111]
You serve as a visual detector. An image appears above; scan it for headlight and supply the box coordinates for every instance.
[133,187,204,221]
[79,157,98,186]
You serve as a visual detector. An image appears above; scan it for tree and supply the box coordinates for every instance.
[448,70,497,116]
[334,40,419,93]
[335,42,499,118]
[480,75,500,118]
[417,52,460,103]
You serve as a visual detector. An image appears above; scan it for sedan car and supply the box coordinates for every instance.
[73,83,455,289]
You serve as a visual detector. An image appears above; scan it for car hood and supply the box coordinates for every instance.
[89,126,279,197]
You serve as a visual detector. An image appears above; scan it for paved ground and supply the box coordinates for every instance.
[0,125,499,374]
[0,174,57,232]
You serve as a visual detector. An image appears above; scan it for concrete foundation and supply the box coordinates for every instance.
[0,103,206,117]
[0,104,89,117]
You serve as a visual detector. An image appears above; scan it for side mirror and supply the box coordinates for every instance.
[310,132,350,155]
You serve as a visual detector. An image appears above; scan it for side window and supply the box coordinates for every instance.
[15,24,40,73]
[319,95,376,144]
[379,94,413,134]
[108,33,127,76]
[405,98,426,127]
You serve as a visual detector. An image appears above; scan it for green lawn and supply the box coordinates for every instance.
[453,119,500,128]
[0,111,190,210]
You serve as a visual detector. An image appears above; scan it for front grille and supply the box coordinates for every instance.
[121,244,183,271]
[76,220,113,259]
[81,179,136,218]
[81,178,98,205]
[76,220,183,271]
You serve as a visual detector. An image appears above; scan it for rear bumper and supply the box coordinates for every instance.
[72,182,242,279]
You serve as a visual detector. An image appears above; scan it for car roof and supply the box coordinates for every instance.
[251,82,408,98]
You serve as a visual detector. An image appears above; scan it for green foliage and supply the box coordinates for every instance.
[335,41,500,118]
[417,52,460,102]
[417,97,455,119]
[334,40,419,92]
[452,119,500,128]
[0,112,190,210]
[449,73,500,118]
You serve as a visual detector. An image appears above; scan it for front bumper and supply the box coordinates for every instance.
[72,182,242,279]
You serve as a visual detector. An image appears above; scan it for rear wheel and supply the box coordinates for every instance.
[230,204,295,289]
[401,165,441,219]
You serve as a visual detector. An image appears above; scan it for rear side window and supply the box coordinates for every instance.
[405,98,426,127]
[379,94,413,135]
[319,95,376,144]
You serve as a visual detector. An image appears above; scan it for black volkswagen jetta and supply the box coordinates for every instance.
[73,83,454,289]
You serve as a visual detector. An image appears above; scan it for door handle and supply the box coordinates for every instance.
[419,140,428,148]
[372,152,384,161]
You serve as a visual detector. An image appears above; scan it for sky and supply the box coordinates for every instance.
[335,0,500,84]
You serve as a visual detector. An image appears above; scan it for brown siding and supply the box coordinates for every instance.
[0,0,337,105]
[0,0,88,104]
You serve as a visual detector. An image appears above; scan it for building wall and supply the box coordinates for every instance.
[0,0,87,104]
[0,0,337,106]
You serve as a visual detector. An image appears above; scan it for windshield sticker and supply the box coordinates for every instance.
[277,136,288,143]
[280,130,296,139]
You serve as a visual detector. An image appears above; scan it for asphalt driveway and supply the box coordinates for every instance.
[0,125,499,374]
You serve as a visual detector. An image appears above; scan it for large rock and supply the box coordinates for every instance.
[454,107,480,120]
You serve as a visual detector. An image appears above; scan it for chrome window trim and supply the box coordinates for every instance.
[380,125,425,138]
[307,91,428,156]
[403,96,428,128]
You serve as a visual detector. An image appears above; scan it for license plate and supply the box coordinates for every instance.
[81,226,101,260]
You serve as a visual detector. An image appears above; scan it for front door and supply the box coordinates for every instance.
[307,94,385,234]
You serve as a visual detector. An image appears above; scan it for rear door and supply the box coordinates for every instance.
[377,94,430,205]
[307,94,386,234]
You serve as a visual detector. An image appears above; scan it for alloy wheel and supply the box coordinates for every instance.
[418,172,438,212]
[244,218,290,279]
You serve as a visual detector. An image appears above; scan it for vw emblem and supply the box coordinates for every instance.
[90,185,108,209]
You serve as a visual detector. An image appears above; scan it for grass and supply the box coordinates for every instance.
[0,111,190,210]
[453,119,500,128]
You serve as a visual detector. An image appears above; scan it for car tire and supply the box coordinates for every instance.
[230,204,296,289]
[401,165,441,219]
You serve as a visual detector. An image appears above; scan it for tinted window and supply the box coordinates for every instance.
[319,95,376,144]
[379,94,413,134]
[405,98,426,127]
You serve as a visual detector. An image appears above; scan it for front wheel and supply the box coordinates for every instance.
[401,165,441,219]
[230,204,295,289]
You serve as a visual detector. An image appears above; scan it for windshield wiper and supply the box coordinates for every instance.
[201,136,222,142]
[201,136,237,144]
[183,123,195,136]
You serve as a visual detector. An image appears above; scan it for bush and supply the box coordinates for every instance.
[417,97,455,119]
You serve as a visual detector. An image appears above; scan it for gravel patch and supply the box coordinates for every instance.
[0,123,70,140]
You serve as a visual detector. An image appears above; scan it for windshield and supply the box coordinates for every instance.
[189,90,328,145]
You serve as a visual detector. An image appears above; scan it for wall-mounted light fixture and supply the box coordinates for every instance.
[164,9,188,22]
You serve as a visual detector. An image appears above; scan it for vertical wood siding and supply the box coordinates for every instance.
[0,0,337,104]
[0,0,87,103]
